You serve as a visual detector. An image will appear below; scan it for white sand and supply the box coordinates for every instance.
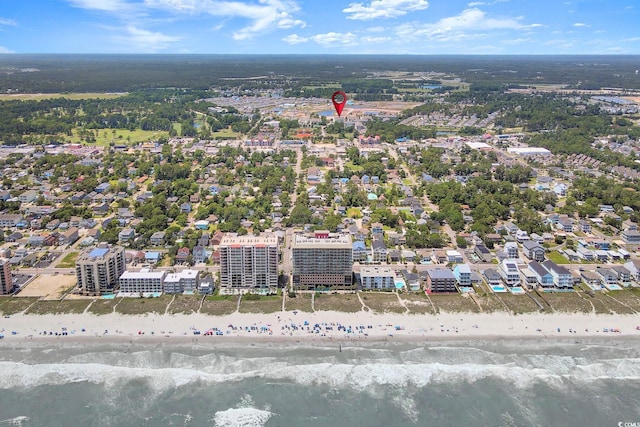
[2,310,640,343]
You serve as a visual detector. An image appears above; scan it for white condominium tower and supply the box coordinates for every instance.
[219,234,279,293]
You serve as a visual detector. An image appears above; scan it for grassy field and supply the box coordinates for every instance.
[0,93,126,101]
[167,295,201,315]
[498,293,544,314]
[430,293,480,313]
[400,293,435,314]
[475,294,508,313]
[238,295,283,314]
[200,295,238,316]
[69,128,169,146]
[313,293,363,313]
[547,251,570,264]
[0,297,39,315]
[25,300,90,315]
[284,293,314,312]
[542,291,592,313]
[212,129,241,139]
[115,295,172,315]
[360,292,406,314]
[56,252,79,268]
[86,298,120,315]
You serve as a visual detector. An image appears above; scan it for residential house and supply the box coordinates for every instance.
[59,227,79,246]
[0,214,23,228]
[581,271,602,289]
[597,268,618,288]
[352,241,368,263]
[18,190,38,203]
[388,249,401,263]
[192,246,207,263]
[371,222,384,234]
[371,240,387,263]
[446,250,463,263]
[150,231,166,246]
[528,261,554,288]
[622,230,640,245]
[542,260,573,289]
[611,265,631,286]
[558,217,574,233]
[504,242,518,259]
[522,240,545,262]
[483,268,502,287]
[118,228,135,243]
[623,260,640,281]
[175,247,190,264]
[576,246,594,261]
[475,244,492,262]
[578,220,591,234]
[453,264,472,287]
[498,260,521,287]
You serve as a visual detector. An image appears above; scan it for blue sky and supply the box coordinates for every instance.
[0,0,639,54]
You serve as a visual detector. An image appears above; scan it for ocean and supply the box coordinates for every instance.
[1,339,639,427]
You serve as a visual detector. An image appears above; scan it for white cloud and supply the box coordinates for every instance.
[572,22,588,27]
[113,25,182,51]
[69,0,306,41]
[311,32,357,46]
[343,0,429,21]
[394,8,525,42]
[0,18,18,26]
[68,0,138,14]
[361,35,392,43]
[282,34,308,44]
[0,46,14,53]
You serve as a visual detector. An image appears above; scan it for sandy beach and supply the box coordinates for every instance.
[2,309,640,344]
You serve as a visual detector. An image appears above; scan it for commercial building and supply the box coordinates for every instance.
[0,258,12,295]
[75,245,126,295]
[360,266,395,290]
[292,232,353,291]
[118,269,166,294]
[219,234,279,293]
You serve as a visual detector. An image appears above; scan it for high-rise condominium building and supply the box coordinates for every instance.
[292,232,353,291]
[0,258,12,295]
[219,234,279,293]
[75,245,126,295]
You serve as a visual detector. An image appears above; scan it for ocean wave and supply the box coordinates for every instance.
[3,353,640,394]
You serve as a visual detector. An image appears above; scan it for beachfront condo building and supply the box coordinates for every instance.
[219,234,279,293]
[119,269,167,294]
[75,245,126,295]
[292,232,353,291]
[164,269,200,294]
[360,266,395,290]
[0,258,12,295]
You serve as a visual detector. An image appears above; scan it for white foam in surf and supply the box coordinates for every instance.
[213,395,273,427]
[0,417,30,426]
[213,408,273,427]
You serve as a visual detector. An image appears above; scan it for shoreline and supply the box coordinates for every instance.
[2,310,640,346]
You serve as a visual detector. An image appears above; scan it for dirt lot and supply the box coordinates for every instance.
[18,274,76,300]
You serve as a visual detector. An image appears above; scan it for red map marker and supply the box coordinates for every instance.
[331,91,347,117]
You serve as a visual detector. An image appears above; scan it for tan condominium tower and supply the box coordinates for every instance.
[75,245,126,296]
[292,231,353,291]
[219,234,279,293]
